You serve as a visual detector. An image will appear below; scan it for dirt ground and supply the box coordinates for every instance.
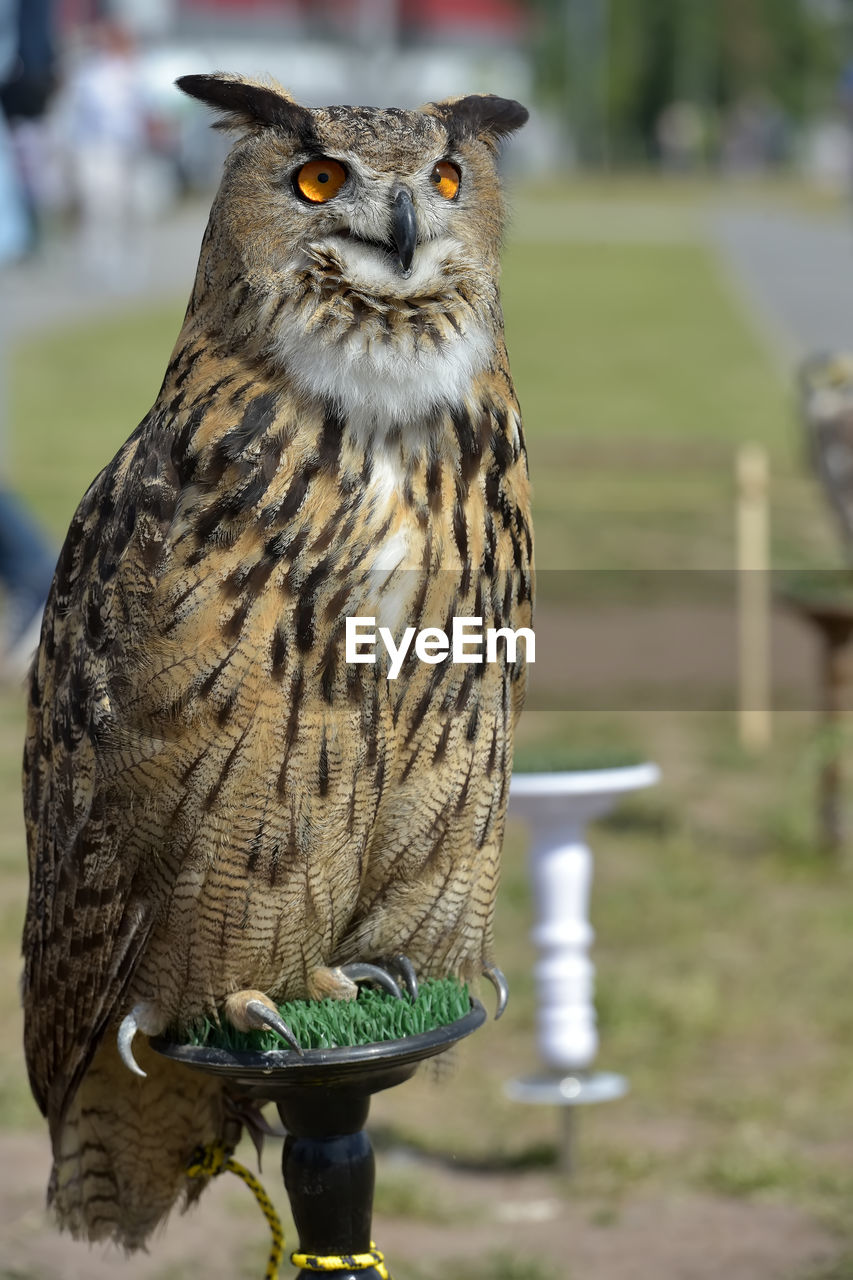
[0,1127,839,1280]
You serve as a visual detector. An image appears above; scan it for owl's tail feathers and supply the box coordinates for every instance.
[48,1032,232,1250]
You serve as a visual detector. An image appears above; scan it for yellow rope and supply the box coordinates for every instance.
[186,1143,284,1280]
[186,1141,391,1278]
[291,1243,390,1278]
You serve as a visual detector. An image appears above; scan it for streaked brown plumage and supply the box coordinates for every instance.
[22,75,533,1249]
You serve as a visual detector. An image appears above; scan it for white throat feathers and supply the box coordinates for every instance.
[269,250,496,426]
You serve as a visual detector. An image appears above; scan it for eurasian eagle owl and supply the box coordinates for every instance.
[22,74,533,1248]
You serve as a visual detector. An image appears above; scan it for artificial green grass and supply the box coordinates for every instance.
[178,978,471,1053]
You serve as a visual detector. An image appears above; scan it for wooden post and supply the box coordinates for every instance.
[737,445,771,750]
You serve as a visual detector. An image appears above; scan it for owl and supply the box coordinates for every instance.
[798,353,853,560]
[21,74,533,1249]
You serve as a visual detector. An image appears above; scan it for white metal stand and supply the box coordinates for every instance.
[505,765,660,1172]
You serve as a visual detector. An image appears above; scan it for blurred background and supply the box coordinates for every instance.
[10,0,853,209]
[5,2,853,1279]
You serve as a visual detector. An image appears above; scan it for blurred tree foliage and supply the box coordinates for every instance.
[528,0,849,165]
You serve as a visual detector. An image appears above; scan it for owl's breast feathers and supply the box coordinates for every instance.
[22,328,532,1129]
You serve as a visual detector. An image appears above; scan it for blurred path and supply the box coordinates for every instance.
[3,202,208,340]
[710,204,853,366]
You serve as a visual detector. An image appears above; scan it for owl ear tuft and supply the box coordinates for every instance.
[176,73,317,139]
[425,94,529,149]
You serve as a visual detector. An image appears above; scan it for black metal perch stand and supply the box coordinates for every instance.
[153,999,486,1278]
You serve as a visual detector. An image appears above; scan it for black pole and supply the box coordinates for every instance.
[279,1090,384,1279]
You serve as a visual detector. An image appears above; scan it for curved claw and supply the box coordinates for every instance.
[388,954,419,1003]
[483,964,509,1019]
[117,1009,147,1078]
[339,962,403,1000]
[244,999,304,1056]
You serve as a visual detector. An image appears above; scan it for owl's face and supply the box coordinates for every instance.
[178,77,527,423]
[212,96,522,300]
[261,108,474,300]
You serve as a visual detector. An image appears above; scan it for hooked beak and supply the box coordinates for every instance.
[391,188,417,278]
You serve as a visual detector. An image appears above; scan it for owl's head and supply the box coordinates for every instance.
[177,75,527,421]
[179,74,526,298]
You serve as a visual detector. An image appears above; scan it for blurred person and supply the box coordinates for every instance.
[0,0,57,677]
[0,85,26,259]
[1,0,55,249]
[722,93,789,174]
[61,20,147,284]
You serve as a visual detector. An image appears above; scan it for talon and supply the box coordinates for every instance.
[388,954,418,1003]
[245,1000,304,1054]
[339,962,403,1000]
[117,1007,147,1078]
[483,964,509,1019]
[224,990,303,1055]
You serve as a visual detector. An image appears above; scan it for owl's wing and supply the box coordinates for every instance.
[22,420,175,1133]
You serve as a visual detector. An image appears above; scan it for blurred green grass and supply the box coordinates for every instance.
[4,184,853,1271]
[11,235,836,578]
[503,241,788,449]
[11,302,183,539]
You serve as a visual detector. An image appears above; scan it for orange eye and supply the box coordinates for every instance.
[295,158,347,203]
[430,160,461,200]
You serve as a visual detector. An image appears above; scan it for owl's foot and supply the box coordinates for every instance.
[225,1095,287,1167]
[223,989,303,1055]
[307,959,411,1002]
[483,963,509,1019]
